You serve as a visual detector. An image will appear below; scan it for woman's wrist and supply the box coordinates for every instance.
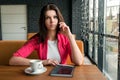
[67,33,74,40]
[41,60,46,65]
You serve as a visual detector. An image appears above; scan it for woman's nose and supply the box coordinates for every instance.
[50,17,54,23]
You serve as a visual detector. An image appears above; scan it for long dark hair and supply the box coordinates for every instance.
[38,3,64,42]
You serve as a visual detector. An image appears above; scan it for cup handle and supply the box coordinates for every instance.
[38,64,42,69]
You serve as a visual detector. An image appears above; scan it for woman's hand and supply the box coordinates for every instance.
[59,22,83,66]
[59,22,72,37]
[42,59,59,66]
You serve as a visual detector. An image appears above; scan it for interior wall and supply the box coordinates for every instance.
[0,0,71,39]
[72,0,82,40]
[0,6,1,40]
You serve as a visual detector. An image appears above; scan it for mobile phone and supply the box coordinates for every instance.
[57,24,60,31]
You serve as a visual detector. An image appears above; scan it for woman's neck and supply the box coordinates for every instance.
[47,31,57,41]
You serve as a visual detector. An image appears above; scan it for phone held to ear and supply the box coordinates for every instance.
[57,24,61,31]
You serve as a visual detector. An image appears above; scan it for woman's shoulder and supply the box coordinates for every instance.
[26,33,40,44]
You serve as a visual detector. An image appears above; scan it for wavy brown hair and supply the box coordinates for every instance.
[38,4,64,42]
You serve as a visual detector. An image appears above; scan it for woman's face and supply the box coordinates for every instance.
[45,10,58,31]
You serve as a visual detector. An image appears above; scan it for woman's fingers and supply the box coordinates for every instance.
[59,22,71,37]
[53,59,59,65]
[43,59,59,66]
[59,22,68,32]
[51,59,59,66]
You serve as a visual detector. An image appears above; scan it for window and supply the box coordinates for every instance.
[103,0,119,80]
[87,0,119,80]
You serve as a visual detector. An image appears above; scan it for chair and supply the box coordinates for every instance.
[27,33,37,39]
[66,40,84,65]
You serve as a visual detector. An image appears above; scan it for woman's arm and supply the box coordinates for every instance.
[9,37,40,66]
[9,56,31,65]
[59,22,83,65]
[67,34,83,65]
[9,56,59,66]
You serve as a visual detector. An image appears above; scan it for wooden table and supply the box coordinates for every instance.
[0,65,106,80]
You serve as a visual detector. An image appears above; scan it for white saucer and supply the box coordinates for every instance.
[24,67,47,75]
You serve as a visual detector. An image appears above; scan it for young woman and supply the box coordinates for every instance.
[9,4,83,66]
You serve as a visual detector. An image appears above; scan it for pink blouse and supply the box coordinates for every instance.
[13,33,71,64]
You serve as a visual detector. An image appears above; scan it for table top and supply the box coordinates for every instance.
[0,65,106,80]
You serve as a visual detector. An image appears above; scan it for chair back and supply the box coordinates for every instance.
[66,40,84,65]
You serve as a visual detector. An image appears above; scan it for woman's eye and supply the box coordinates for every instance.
[45,16,50,19]
[54,16,58,19]
[45,16,58,20]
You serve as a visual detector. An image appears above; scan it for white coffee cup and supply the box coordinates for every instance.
[30,60,43,72]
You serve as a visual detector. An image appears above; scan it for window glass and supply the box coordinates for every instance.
[95,0,98,32]
[103,37,118,80]
[103,0,119,79]
[89,0,93,31]
[95,35,98,63]
[88,33,93,58]
[106,0,119,36]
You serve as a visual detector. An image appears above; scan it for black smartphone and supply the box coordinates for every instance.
[57,24,60,31]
